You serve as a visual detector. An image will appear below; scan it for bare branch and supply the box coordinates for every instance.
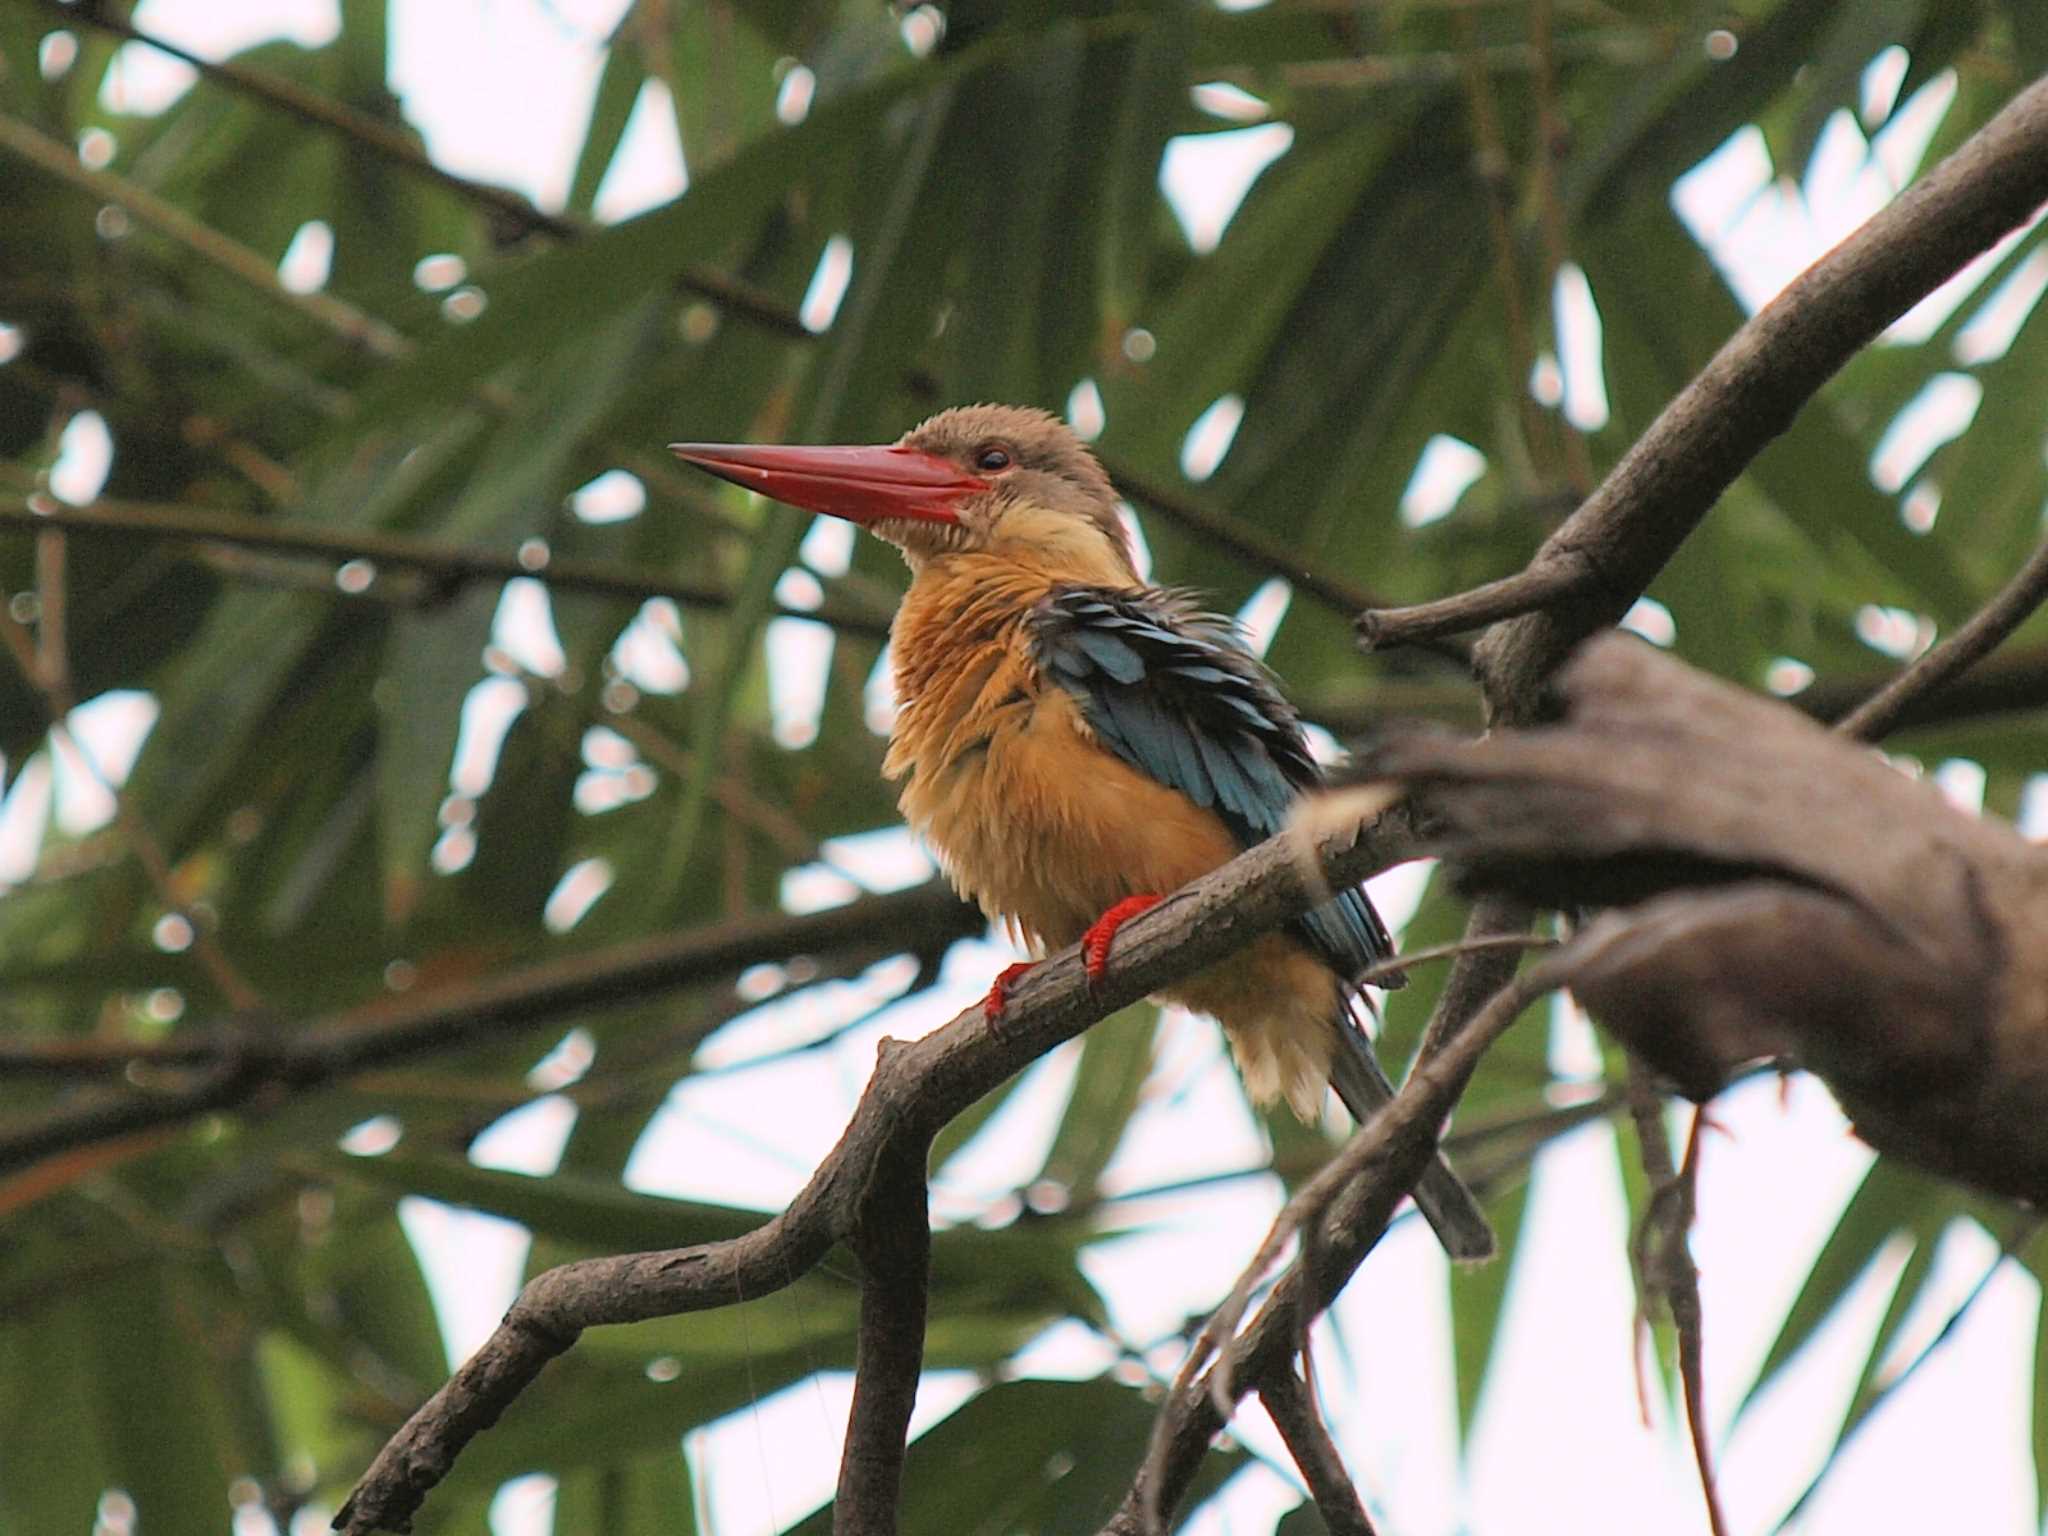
[333,802,1430,1533]
[1260,1367,1378,1536]
[834,1118,932,1536]
[1124,912,1551,1535]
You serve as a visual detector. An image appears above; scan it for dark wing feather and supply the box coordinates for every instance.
[1028,586,1401,985]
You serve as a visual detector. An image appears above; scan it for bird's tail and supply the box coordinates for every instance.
[1327,1006,1496,1262]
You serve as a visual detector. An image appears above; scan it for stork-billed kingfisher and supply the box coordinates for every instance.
[672,405,1493,1260]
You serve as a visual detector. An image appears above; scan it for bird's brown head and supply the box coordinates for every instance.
[670,404,1135,584]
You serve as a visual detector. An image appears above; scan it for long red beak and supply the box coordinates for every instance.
[667,441,988,526]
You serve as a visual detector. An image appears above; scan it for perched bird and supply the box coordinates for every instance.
[672,405,1493,1259]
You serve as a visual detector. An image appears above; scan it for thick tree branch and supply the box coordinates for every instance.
[0,880,980,1176]
[334,805,1430,1533]
[0,495,894,639]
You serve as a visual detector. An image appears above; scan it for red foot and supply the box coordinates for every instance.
[1082,895,1165,984]
[983,961,1037,1028]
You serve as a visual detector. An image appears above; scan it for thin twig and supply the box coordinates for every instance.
[0,110,408,360]
[1454,7,1554,483]
[0,590,264,1012]
[1136,941,1562,1535]
[1356,562,1584,652]
[0,880,979,1175]
[1259,1368,1377,1536]
[44,0,812,338]
[1836,530,2048,740]
[1108,461,1473,668]
[1350,75,2048,682]
[0,494,893,639]
[1526,0,1597,495]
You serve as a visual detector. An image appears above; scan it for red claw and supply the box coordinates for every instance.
[983,961,1037,1028]
[1082,894,1165,984]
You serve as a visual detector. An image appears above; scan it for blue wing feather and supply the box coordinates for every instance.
[1028,585,1400,983]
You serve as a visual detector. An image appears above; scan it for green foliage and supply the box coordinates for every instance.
[1,1,2044,1531]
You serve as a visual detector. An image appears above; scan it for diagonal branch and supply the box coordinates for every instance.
[0,879,980,1177]
[1259,1367,1378,1536]
[1356,73,2048,718]
[333,802,1431,1534]
[1835,526,2048,740]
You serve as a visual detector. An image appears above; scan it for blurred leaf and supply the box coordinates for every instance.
[1737,1157,1962,1416]
[784,1377,1249,1534]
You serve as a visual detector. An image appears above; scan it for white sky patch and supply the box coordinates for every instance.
[1674,75,1958,325]
[1766,657,1816,696]
[1553,261,1609,431]
[799,514,855,576]
[1399,434,1486,527]
[569,467,645,523]
[1953,244,2048,364]
[1902,477,1941,533]
[1861,45,1909,128]
[1232,577,1291,659]
[51,690,158,834]
[0,323,23,365]
[1159,123,1293,253]
[1180,393,1244,481]
[542,856,614,932]
[609,599,689,693]
[1870,372,1982,493]
[775,63,816,125]
[1529,350,1564,407]
[1115,502,1153,581]
[1190,81,1268,123]
[591,79,688,223]
[1066,377,1106,440]
[765,617,832,748]
[1855,603,1934,660]
[0,753,51,885]
[2021,775,2048,839]
[527,1026,596,1092]
[863,646,897,735]
[775,566,824,612]
[389,0,618,211]
[491,578,567,677]
[1933,758,1988,816]
[470,1095,578,1175]
[277,218,332,291]
[1620,595,1676,646]
[448,676,526,796]
[799,235,854,333]
[396,1195,531,1370]
[50,409,112,505]
[778,826,936,915]
[104,0,339,115]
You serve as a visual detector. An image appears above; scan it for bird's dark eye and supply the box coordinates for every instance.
[974,444,1012,473]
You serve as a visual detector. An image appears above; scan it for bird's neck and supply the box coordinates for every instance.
[886,553,1134,765]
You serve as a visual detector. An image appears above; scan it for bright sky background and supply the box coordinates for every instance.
[11,4,2048,1535]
